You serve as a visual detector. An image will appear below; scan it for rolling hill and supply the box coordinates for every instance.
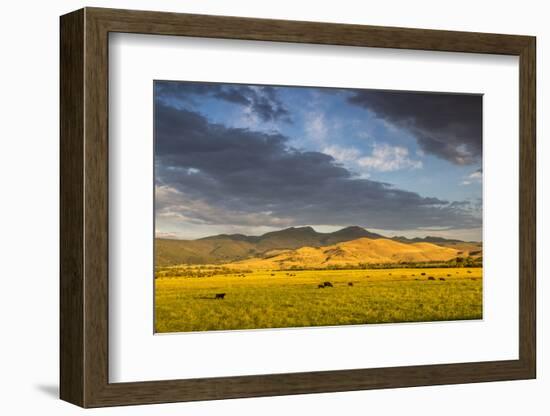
[155,226,479,266]
[155,237,257,266]
[229,237,461,270]
[391,236,482,258]
[199,226,384,249]
[155,226,384,266]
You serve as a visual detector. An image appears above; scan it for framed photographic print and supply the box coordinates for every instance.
[60,7,536,407]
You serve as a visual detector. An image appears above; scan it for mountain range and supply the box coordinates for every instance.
[155,226,481,267]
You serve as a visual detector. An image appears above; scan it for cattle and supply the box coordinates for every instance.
[323,281,333,288]
[318,284,325,289]
[348,282,354,287]
[439,277,446,281]
[421,272,426,276]
[428,276,435,281]
[215,293,226,299]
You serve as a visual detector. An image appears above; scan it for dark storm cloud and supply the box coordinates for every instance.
[347,90,482,165]
[155,81,291,123]
[155,102,480,230]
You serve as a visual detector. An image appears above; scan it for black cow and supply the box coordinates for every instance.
[215,293,226,299]
[323,281,333,288]
[348,282,354,287]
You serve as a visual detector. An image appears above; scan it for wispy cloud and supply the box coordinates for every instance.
[358,143,423,172]
[304,111,362,165]
[305,112,328,143]
[461,168,483,186]
[323,144,361,163]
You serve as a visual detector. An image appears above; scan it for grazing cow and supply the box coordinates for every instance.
[447,274,451,277]
[421,272,426,276]
[428,276,435,281]
[467,270,472,273]
[323,281,333,288]
[318,284,325,289]
[348,282,354,287]
[215,293,226,299]
[271,273,275,276]
[439,277,446,281]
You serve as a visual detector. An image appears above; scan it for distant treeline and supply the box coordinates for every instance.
[155,256,482,278]
[155,266,252,278]
[285,256,482,271]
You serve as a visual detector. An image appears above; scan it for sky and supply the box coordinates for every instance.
[154,81,482,241]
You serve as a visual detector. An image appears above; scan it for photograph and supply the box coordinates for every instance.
[153,80,483,333]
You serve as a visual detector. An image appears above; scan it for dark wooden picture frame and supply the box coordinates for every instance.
[60,7,536,408]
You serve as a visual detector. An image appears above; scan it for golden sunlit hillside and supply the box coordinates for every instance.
[229,237,460,270]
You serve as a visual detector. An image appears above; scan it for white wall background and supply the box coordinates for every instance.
[0,0,545,414]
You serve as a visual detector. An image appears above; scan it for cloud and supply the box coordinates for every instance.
[358,143,423,172]
[155,231,180,239]
[323,145,361,163]
[305,112,328,142]
[155,102,481,231]
[155,81,291,123]
[347,90,482,165]
[156,184,293,228]
[304,112,361,165]
[461,168,483,186]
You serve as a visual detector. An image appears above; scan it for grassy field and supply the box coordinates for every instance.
[154,267,482,333]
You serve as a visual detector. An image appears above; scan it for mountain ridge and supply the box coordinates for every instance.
[156,226,479,267]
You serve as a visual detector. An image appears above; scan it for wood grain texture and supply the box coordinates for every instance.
[83,10,110,406]
[59,7,537,408]
[518,38,536,375]
[59,8,84,407]
[88,7,532,54]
